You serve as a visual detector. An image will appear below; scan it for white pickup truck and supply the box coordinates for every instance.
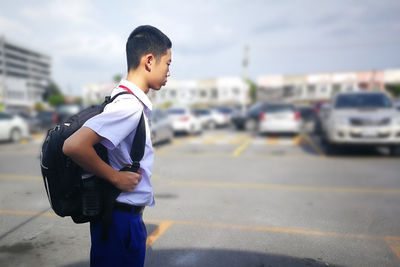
[319,91,400,155]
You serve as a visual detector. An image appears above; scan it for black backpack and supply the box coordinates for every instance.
[40,92,146,231]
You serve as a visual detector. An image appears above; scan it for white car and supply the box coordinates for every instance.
[0,112,30,142]
[167,107,202,135]
[258,104,302,134]
[149,109,173,145]
[193,108,228,129]
[319,91,400,155]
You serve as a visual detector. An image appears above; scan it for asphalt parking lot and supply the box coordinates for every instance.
[0,129,399,266]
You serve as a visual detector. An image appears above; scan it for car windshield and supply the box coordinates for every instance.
[335,93,392,109]
[168,109,185,115]
[57,105,81,114]
[194,109,210,116]
[265,105,294,113]
[247,102,266,115]
[215,107,233,114]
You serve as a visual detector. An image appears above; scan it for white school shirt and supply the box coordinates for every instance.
[83,79,155,207]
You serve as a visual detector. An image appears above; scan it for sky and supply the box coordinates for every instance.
[1,0,400,96]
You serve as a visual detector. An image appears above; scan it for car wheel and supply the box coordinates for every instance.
[151,131,156,144]
[389,145,398,156]
[321,133,336,155]
[189,125,196,135]
[10,128,22,143]
[167,130,173,143]
[208,121,216,130]
[245,119,257,132]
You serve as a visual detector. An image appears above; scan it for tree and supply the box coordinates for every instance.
[113,74,123,83]
[34,102,46,111]
[43,80,63,100]
[386,84,400,97]
[47,94,65,107]
[245,78,257,103]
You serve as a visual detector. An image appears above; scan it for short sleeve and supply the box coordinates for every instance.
[83,97,143,149]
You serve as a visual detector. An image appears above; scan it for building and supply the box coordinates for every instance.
[82,82,117,106]
[257,69,398,103]
[0,36,51,113]
[148,77,250,108]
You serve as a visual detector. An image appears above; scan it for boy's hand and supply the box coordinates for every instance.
[113,170,142,192]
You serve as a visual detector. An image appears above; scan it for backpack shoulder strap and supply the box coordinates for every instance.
[105,91,132,103]
[100,93,147,241]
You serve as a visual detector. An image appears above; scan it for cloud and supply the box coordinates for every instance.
[0,15,30,36]
[20,0,97,25]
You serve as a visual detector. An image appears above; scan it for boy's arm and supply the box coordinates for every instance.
[62,126,141,192]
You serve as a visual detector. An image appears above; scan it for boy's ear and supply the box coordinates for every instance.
[143,53,154,72]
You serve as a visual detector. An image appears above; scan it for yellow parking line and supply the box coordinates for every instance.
[300,133,325,156]
[266,135,279,145]
[174,219,376,240]
[293,135,301,145]
[228,134,246,145]
[385,236,400,260]
[169,180,400,194]
[0,174,41,181]
[146,221,173,249]
[1,208,399,259]
[203,135,223,145]
[155,138,186,155]
[232,137,252,157]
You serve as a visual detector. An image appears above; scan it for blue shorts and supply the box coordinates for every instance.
[90,210,147,267]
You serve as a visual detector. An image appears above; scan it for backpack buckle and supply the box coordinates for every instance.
[120,161,140,173]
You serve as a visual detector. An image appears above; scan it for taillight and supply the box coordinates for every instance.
[181,116,190,122]
[53,112,59,123]
[294,111,300,120]
[260,113,265,121]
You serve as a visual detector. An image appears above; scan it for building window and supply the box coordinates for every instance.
[345,84,353,92]
[200,90,207,98]
[211,88,218,98]
[283,85,296,97]
[332,84,341,95]
[307,85,316,97]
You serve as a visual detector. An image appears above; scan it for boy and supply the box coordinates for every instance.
[62,25,172,266]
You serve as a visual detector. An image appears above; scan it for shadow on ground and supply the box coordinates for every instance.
[64,248,343,267]
[300,133,400,158]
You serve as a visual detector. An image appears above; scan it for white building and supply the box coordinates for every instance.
[0,36,51,112]
[148,77,250,108]
[258,69,397,103]
[82,82,117,106]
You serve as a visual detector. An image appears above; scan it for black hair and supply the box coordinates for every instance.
[126,25,172,72]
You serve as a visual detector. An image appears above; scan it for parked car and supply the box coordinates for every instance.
[167,107,202,135]
[149,109,173,145]
[212,106,234,126]
[312,101,327,134]
[193,108,228,129]
[319,91,400,155]
[17,112,38,133]
[297,105,316,133]
[231,101,269,131]
[54,103,82,124]
[394,98,400,111]
[34,110,57,132]
[258,104,302,135]
[0,112,30,142]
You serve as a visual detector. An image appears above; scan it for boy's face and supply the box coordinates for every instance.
[149,49,171,90]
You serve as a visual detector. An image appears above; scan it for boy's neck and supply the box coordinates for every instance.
[125,71,149,94]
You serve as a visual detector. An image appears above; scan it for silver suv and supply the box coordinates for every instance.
[319,91,400,155]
